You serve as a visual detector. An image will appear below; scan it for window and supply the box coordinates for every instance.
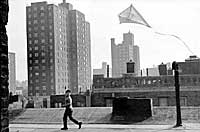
[34,26,38,31]
[35,53,38,57]
[28,8,31,12]
[180,97,187,106]
[42,66,46,70]
[33,7,37,11]
[34,40,38,44]
[42,59,45,63]
[41,19,45,24]
[29,86,32,90]
[29,67,32,70]
[34,33,38,37]
[33,13,37,18]
[41,32,45,37]
[28,21,31,25]
[28,34,32,38]
[41,52,45,56]
[42,73,46,76]
[35,60,39,64]
[34,66,39,70]
[41,39,45,43]
[36,93,40,96]
[28,27,31,32]
[33,20,38,24]
[29,60,32,64]
[40,6,44,10]
[49,45,53,50]
[41,26,45,30]
[50,59,53,63]
[29,40,32,44]
[50,72,53,76]
[36,86,39,90]
[41,12,45,17]
[49,39,53,43]
[35,79,39,83]
[29,54,32,57]
[34,46,38,50]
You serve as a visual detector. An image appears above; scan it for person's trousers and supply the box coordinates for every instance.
[63,108,79,128]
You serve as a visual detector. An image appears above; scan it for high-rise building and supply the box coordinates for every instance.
[8,52,16,94]
[111,32,140,77]
[66,8,91,93]
[26,1,91,96]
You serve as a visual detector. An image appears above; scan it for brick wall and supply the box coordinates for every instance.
[0,0,9,131]
[92,91,200,107]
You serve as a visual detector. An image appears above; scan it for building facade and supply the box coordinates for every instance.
[67,9,91,93]
[111,32,140,77]
[178,55,200,75]
[8,52,16,94]
[92,74,200,107]
[26,1,91,98]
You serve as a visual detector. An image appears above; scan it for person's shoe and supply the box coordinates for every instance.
[78,122,82,129]
[61,127,68,130]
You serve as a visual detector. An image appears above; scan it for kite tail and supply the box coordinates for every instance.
[154,31,195,55]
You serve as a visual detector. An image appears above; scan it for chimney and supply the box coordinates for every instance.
[146,68,149,76]
[63,0,66,3]
[107,65,109,78]
[111,38,115,45]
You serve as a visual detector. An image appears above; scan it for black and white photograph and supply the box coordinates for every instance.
[1,0,200,131]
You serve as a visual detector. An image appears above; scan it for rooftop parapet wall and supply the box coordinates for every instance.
[93,74,200,89]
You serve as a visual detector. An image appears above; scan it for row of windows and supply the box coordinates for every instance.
[28,12,45,19]
[28,6,45,12]
[28,39,53,45]
[29,92,47,96]
[29,46,53,51]
[28,25,53,32]
[29,59,53,64]
[29,85,54,91]
[29,78,54,84]
[30,72,47,77]
[29,65,54,70]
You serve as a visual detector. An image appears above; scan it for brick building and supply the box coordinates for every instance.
[92,74,200,107]
[26,0,91,100]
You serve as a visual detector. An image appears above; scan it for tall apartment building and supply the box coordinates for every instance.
[27,1,91,97]
[8,52,16,94]
[67,8,91,93]
[111,32,140,77]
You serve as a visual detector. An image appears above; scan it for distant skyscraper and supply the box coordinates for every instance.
[111,32,140,77]
[8,52,16,94]
[26,1,91,96]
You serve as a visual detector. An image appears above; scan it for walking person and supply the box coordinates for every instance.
[61,89,82,130]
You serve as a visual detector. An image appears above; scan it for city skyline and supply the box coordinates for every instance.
[8,0,200,81]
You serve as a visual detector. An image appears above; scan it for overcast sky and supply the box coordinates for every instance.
[7,0,200,81]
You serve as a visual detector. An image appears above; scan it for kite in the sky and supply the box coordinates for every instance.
[118,4,194,55]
